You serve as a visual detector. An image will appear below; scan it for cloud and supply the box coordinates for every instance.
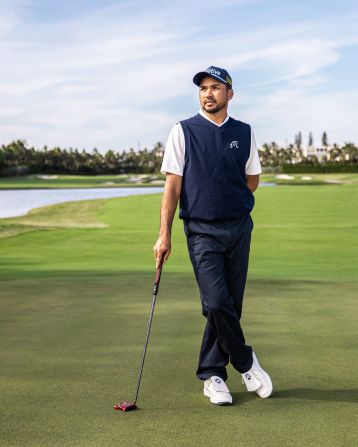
[0,0,357,150]
[241,87,358,146]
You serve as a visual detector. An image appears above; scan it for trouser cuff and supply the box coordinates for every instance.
[196,370,228,382]
[232,349,253,374]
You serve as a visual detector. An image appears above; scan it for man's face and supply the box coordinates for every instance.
[199,76,233,114]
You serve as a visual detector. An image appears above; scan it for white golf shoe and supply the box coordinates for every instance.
[241,352,273,398]
[203,376,232,405]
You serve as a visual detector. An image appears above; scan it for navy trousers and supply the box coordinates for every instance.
[183,213,254,381]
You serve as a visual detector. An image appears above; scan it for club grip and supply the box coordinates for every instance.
[153,255,164,295]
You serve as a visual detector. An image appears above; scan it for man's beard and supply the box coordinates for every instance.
[203,101,226,114]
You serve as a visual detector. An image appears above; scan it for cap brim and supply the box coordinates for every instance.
[193,72,228,86]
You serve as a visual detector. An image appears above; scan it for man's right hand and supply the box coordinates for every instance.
[153,235,171,268]
[153,172,182,269]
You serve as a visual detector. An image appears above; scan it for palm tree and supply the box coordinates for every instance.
[322,131,328,147]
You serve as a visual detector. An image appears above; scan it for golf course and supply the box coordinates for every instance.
[0,174,357,446]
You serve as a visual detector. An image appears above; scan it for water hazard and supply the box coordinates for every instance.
[0,187,164,218]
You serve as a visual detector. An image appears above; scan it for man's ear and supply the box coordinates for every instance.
[228,89,234,101]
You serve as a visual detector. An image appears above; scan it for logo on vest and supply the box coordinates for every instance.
[229,140,239,149]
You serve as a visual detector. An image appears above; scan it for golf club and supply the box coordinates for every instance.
[113,254,165,412]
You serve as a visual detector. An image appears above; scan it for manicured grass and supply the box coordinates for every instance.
[0,174,163,189]
[0,172,357,189]
[0,200,108,239]
[0,181,357,446]
[263,172,358,186]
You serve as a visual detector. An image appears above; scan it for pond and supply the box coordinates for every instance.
[0,182,275,219]
[0,187,164,218]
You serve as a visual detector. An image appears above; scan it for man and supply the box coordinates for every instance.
[153,66,273,405]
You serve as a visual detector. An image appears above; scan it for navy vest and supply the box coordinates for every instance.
[179,113,254,221]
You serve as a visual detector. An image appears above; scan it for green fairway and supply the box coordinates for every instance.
[0,174,164,189]
[0,180,357,446]
[0,172,357,189]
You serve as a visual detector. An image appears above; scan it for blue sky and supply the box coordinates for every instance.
[1,0,357,151]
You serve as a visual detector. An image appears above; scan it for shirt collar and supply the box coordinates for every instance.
[199,109,230,127]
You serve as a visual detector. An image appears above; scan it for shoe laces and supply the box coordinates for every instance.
[242,367,263,384]
[206,376,230,393]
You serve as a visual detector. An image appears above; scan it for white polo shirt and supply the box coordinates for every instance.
[161,109,262,176]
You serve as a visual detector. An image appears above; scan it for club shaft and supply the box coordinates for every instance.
[133,262,163,404]
[133,292,157,403]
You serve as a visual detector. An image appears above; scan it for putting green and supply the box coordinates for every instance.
[0,181,357,446]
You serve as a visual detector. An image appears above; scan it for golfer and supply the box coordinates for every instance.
[153,66,273,405]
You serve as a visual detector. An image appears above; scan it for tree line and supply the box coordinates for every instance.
[293,130,328,148]
[0,138,357,176]
[0,141,165,176]
[261,141,358,173]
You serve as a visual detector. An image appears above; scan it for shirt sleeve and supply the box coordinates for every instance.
[245,127,262,175]
[160,123,185,176]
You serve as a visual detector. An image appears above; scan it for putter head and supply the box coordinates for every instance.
[113,401,137,412]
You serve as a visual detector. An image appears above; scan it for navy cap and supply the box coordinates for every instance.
[193,66,233,88]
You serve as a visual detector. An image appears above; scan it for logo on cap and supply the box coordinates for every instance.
[193,66,233,88]
[207,68,221,76]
